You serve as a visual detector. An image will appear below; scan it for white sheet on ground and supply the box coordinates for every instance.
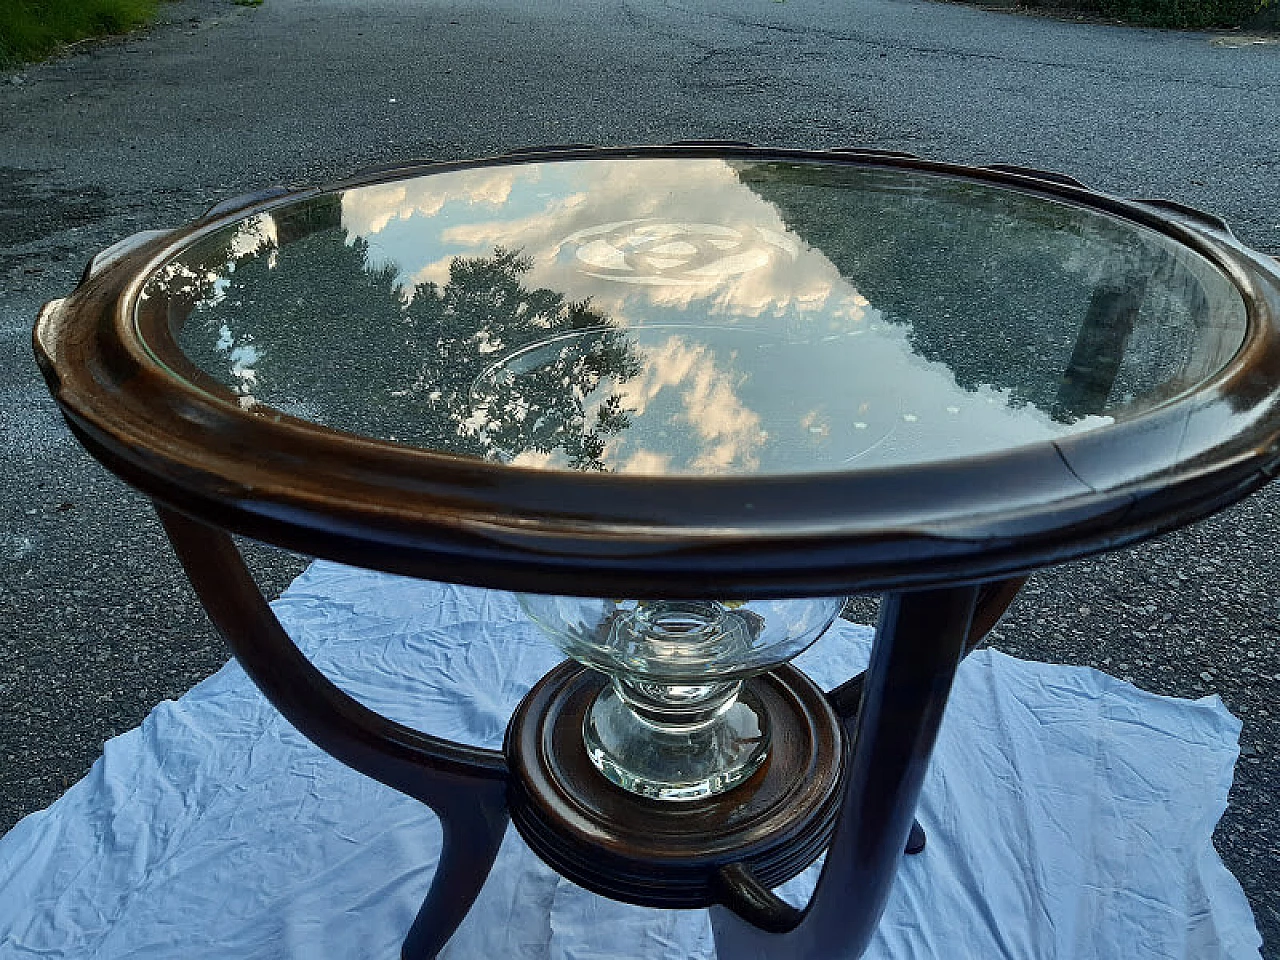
[0,562,1262,959]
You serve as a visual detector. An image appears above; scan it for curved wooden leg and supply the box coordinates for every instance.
[968,576,1027,652]
[402,786,509,960]
[156,506,509,960]
[712,585,978,959]
[904,819,926,855]
[827,575,1025,718]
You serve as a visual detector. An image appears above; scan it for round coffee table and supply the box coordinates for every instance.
[33,146,1280,959]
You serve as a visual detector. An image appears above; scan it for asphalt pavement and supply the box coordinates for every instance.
[1,0,1277,954]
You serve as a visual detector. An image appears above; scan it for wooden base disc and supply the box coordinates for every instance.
[505,662,844,908]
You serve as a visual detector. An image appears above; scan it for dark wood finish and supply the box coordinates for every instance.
[32,146,1280,600]
[399,801,507,960]
[968,577,1029,649]
[710,585,980,957]
[155,507,508,960]
[826,574,1025,719]
[156,507,507,790]
[904,819,927,855]
[713,863,803,933]
[31,149,1280,959]
[505,663,844,908]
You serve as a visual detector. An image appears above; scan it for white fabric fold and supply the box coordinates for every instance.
[0,562,1260,959]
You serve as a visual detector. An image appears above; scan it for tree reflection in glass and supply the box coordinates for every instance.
[170,207,640,472]
[159,206,837,802]
[412,248,640,471]
[733,162,1236,424]
[146,158,1253,803]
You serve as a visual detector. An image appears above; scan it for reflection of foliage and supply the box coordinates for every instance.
[736,163,1207,419]
[406,248,641,470]
[170,207,640,470]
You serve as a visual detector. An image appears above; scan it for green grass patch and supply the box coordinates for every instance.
[0,0,164,68]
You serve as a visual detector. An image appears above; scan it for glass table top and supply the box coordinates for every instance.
[141,157,1249,477]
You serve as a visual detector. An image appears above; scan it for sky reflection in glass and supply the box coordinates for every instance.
[161,158,1248,477]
